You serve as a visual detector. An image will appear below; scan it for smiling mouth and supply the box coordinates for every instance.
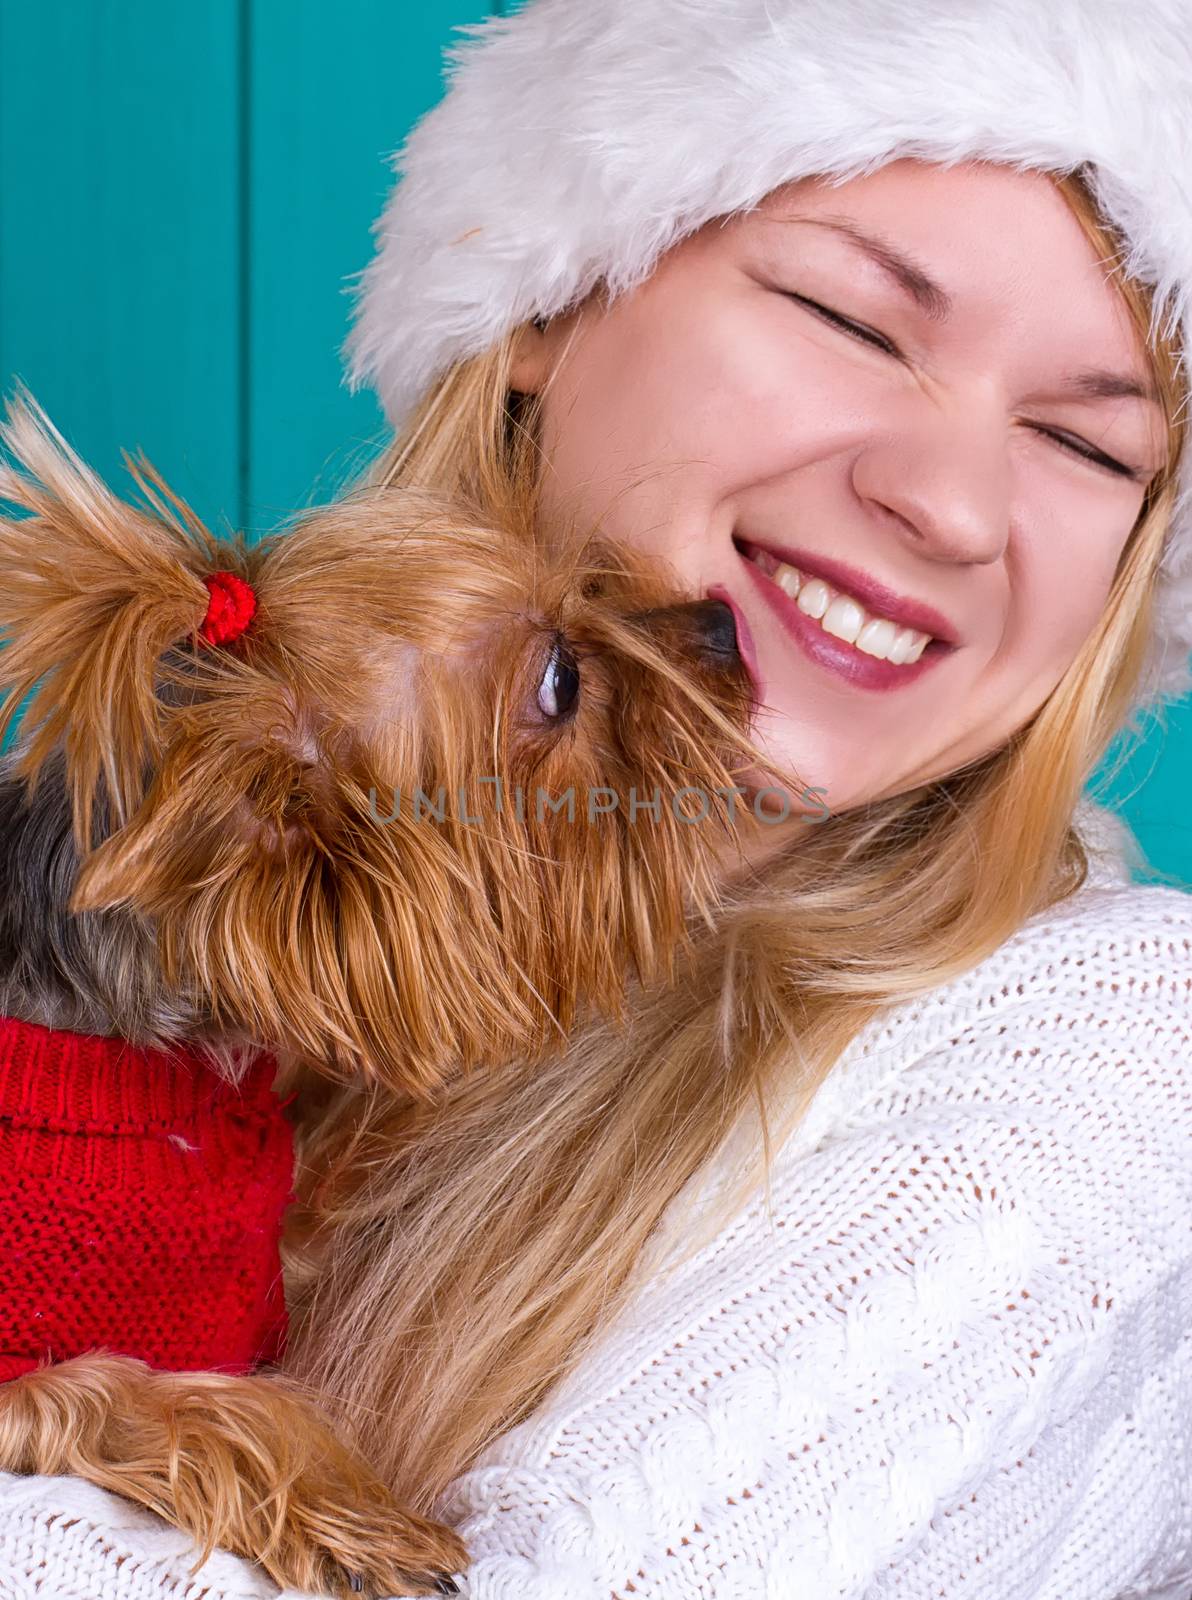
[734,538,956,665]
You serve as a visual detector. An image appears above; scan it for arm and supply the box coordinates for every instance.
[0,1470,295,1598]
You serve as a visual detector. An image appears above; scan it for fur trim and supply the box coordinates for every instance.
[344,0,1192,709]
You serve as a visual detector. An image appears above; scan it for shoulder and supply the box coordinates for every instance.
[910,873,1192,1065]
[745,876,1192,1171]
[804,878,1192,1267]
[843,875,1191,1101]
[910,874,1191,1036]
[991,873,1192,986]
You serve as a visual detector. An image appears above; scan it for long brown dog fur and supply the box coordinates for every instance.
[0,387,768,1597]
[0,1354,463,1596]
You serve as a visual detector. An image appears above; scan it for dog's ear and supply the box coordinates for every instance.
[70,690,543,1097]
[0,384,239,853]
[69,681,340,893]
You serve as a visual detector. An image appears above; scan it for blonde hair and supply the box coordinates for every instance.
[287,166,1188,1511]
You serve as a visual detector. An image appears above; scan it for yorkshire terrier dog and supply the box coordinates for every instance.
[0,389,765,1597]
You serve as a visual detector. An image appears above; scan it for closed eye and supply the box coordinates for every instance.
[1029,425,1143,482]
[785,293,1148,484]
[785,292,897,355]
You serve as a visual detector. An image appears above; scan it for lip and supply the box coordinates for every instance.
[734,534,962,647]
[735,544,956,694]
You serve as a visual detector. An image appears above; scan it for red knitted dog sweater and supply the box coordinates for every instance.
[0,1014,294,1383]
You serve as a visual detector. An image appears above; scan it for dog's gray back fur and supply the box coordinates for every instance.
[0,746,203,1045]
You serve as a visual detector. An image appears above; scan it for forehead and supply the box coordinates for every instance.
[725,158,1146,362]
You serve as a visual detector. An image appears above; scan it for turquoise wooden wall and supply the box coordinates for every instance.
[0,1,1188,884]
[0,0,496,535]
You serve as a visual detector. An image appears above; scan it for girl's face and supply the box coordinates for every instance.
[511,159,1166,836]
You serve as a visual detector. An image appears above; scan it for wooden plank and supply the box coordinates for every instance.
[245,0,496,534]
[0,0,242,535]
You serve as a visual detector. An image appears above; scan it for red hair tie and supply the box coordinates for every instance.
[199,571,257,646]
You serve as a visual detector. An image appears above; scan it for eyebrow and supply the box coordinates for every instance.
[793,214,954,322]
[777,212,1161,406]
[1051,367,1160,406]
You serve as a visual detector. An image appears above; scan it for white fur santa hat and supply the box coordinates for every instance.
[343,0,1192,712]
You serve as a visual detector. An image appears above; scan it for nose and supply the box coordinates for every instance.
[632,598,741,665]
[685,599,740,660]
[851,397,1012,567]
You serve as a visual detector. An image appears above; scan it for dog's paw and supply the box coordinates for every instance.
[0,1355,466,1600]
[289,1493,467,1599]
[348,1576,459,1598]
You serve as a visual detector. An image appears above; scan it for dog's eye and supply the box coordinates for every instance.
[537,635,580,720]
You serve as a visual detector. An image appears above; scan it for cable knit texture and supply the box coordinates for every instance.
[0,1017,293,1380]
[1,849,1189,1598]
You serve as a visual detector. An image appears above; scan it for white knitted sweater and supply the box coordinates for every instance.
[2,837,1190,1599]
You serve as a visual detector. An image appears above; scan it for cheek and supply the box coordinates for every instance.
[1015,482,1137,662]
[539,286,889,523]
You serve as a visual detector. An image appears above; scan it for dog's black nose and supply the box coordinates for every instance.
[688,598,740,661]
[629,597,742,665]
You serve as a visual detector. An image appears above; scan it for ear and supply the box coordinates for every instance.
[66,698,311,912]
[508,317,554,394]
[508,301,594,395]
[69,704,546,1097]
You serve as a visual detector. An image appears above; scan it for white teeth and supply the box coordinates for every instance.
[774,564,801,600]
[856,617,898,658]
[760,554,933,663]
[821,595,866,644]
[796,578,831,620]
[890,628,928,665]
